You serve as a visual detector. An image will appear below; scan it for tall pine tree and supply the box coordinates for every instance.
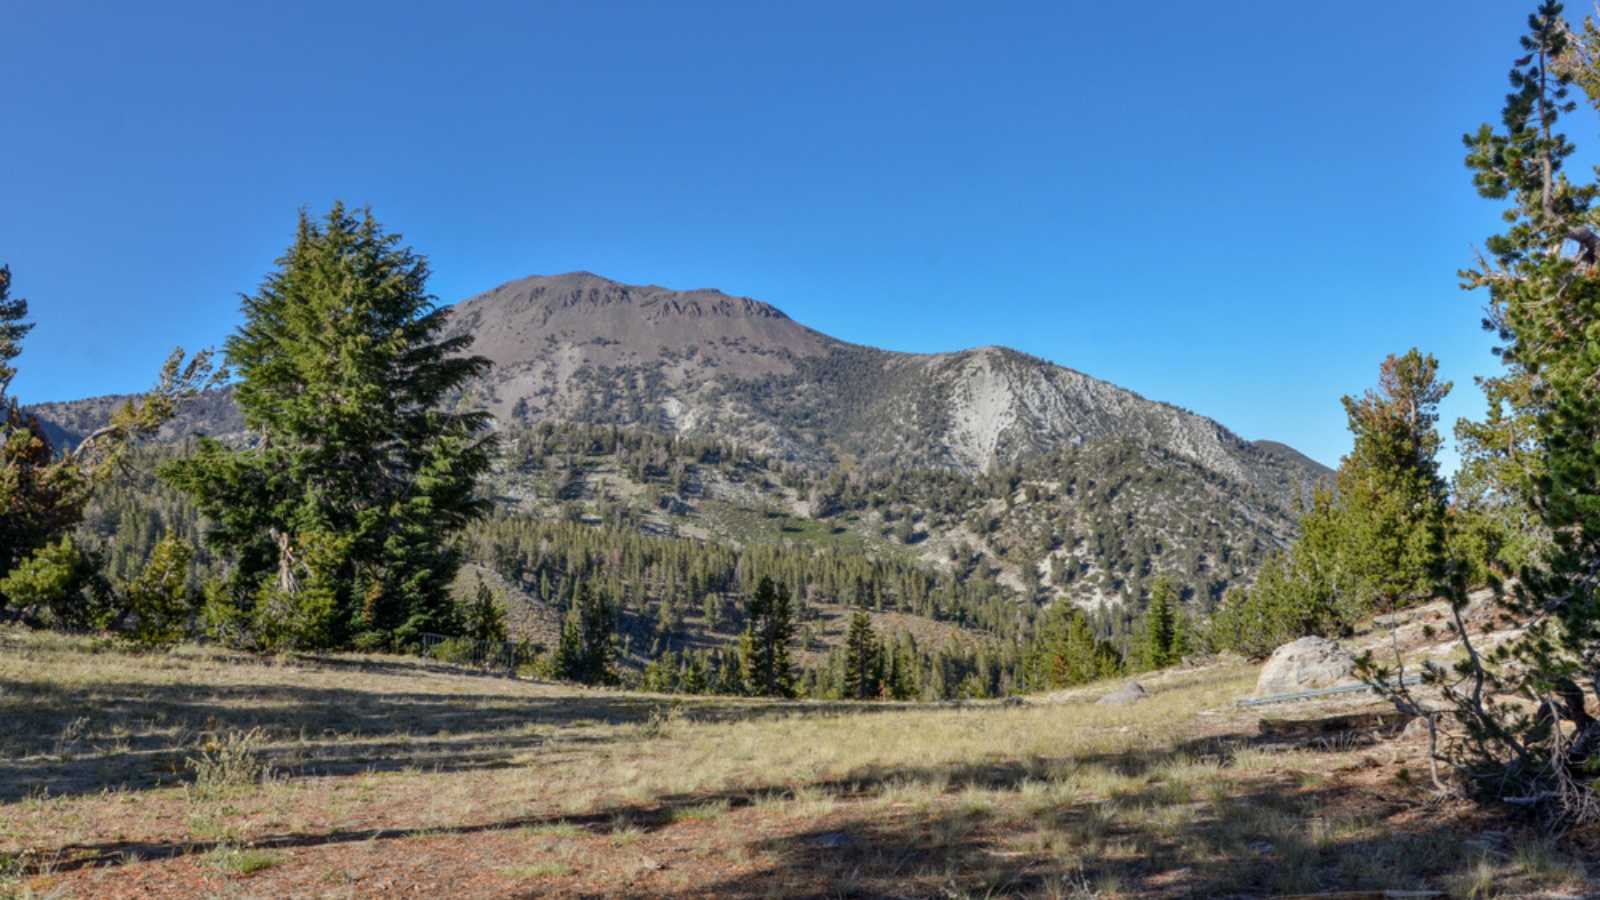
[0,266,31,398]
[163,205,495,649]
[2,265,215,622]
[1335,349,1452,612]
[740,576,797,697]
[1140,577,1180,670]
[1029,601,1122,688]
[842,605,882,700]
[554,583,618,685]
[1361,3,1600,828]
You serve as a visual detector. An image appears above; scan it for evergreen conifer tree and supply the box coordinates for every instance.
[553,583,617,685]
[2,265,215,618]
[1360,3,1600,827]
[462,576,507,645]
[842,605,882,700]
[740,576,797,697]
[162,205,495,649]
[125,537,197,646]
[1141,577,1179,669]
[1030,601,1122,688]
[0,266,32,398]
[1335,349,1452,612]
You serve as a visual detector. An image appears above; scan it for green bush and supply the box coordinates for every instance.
[428,637,477,665]
[0,535,109,629]
[351,631,391,653]
[125,536,196,646]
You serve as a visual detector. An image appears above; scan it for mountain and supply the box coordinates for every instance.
[28,272,1330,614]
[441,273,1328,505]
[26,388,245,452]
[32,273,1329,493]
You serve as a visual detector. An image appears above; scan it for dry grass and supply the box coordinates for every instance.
[2,626,1595,897]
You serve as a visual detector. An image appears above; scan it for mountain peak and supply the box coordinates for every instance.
[33,271,1329,509]
[461,272,792,323]
[435,273,1329,496]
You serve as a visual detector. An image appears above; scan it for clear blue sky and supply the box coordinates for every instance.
[1,1,1562,470]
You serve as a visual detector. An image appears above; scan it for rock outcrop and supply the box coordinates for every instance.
[1096,682,1148,706]
[1253,637,1356,698]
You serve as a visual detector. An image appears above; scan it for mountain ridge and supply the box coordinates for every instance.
[27,272,1330,507]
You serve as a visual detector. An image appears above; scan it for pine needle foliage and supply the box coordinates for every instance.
[1026,601,1121,689]
[842,604,883,700]
[740,576,797,697]
[553,582,618,685]
[1,265,214,626]
[1364,2,1600,831]
[162,205,496,649]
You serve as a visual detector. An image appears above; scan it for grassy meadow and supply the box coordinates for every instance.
[1,627,1594,898]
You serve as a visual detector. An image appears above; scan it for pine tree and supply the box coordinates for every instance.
[0,266,31,398]
[2,268,88,581]
[680,652,708,694]
[162,205,495,649]
[126,537,196,646]
[462,576,507,645]
[1029,601,1122,688]
[842,605,882,700]
[2,265,214,616]
[1205,353,1450,657]
[1335,349,1452,613]
[884,634,920,700]
[740,576,796,697]
[1360,3,1600,828]
[553,583,617,685]
[0,534,109,629]
[641,652,676,693]
[1170,602,1191,662]
[1141,577,1179,670]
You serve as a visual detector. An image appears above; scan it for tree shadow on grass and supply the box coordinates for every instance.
[17,733,1527,899]
[678,781,1486,899]
[0,673,919,802]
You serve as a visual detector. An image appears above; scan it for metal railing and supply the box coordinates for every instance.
[1236,674,1425,708]
[416,632,537,673]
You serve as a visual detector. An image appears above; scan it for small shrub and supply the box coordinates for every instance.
[0,535,110,629]
[125,537,196,646]
[186,727,272,799]
[351,630,390,653]
[635,704,685,740]
[53,716,91,759]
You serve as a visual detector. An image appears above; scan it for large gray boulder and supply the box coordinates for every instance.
[1095,682,1147,706]
[1253,637,1355,697]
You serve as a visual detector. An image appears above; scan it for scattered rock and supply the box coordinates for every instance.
[1254,637,1355,697]
[1096,682,1147,706]
[1398,716,1432,742]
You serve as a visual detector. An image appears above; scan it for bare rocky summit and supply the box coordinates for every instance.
[26,272,1334,614]
[442,273,1328,508]
[29,271,1328,512]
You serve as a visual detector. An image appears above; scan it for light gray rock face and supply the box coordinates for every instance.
[1253,637,1356,697]
[1095,682,1148,706]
